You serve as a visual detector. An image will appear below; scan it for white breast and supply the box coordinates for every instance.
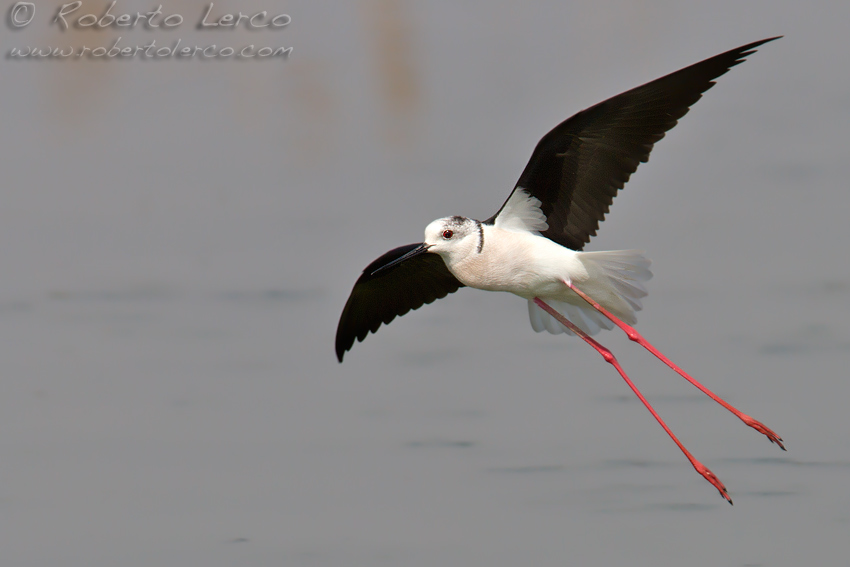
[439,224,653,336]
[448,226,586,297]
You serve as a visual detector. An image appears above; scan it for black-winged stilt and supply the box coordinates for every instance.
[336,37,783,503]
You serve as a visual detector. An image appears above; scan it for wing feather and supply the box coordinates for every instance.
[335,244,464,362]
[486,37,780,250]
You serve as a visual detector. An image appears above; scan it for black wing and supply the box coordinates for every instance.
[335,244,464,362]
[485,37,780,251]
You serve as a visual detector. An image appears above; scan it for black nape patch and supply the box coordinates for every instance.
[476,220,484,253]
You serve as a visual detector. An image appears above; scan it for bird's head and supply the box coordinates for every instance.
[423,216,481,265]
[368,216,481,277]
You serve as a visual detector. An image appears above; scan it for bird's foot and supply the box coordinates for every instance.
[740,415,785,450]
[693,461,733,505]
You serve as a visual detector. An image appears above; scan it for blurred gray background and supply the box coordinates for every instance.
[2,1,849,566]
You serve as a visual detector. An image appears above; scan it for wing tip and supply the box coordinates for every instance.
[728,36,782,66]
[335,326,352,363]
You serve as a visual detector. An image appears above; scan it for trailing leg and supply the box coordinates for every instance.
[533,297,732,503]
[564,282,784,450]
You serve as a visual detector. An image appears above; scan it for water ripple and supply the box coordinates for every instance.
[486,465,564,474]
[404,439,475,449]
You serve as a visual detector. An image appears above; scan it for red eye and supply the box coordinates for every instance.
[442,229,454,239]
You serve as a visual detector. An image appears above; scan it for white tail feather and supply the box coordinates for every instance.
[527,249,652,336]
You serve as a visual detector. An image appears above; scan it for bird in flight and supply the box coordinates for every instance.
[336,37,783,504]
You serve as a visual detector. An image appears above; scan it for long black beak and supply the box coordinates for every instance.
[370,243,432,276]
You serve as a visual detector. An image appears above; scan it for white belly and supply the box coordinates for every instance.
[441,227,652,334]
[449,229,587,299]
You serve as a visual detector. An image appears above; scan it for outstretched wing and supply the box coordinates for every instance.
[486,37,780,251]
[335,244,464,362]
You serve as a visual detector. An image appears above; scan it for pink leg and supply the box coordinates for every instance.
[533,298,732,504]
[565,281,784,450]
